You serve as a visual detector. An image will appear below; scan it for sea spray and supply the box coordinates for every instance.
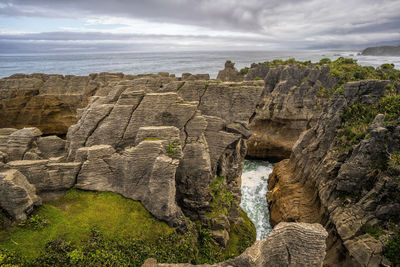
[240,159,273,240]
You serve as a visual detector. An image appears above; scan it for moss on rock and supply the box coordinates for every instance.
[0,188,256,266]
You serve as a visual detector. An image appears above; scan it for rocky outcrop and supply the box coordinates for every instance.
[246,63,337,159]
[7,159,81,199]
[216,61,244,82]
[267,80,398,266]
[63,75,263,231]
[0,73,264,243]
[361,45,400,56]
[143,222,328,267]
[0,127,66,162]
[0,169,41,220]
[0,72,128,135]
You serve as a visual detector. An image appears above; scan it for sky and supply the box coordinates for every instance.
[0,0,399,53]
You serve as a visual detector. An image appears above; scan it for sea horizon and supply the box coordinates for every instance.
[1,49,399,79]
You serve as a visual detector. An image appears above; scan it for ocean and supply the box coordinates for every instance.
[0,50,399,79]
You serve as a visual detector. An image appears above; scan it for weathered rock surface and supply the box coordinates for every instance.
[0,73,128,135]
[0,169,41,220]
[245,63,337,159]
[216,61,244,82]
[143,222,328,267]
[63,75,263,232]
[0,71,264,239]
[7,159,81,198]
[0,127,66,162]
[75,140,185,229]
[6,127,42,161]
[267,80,398,266]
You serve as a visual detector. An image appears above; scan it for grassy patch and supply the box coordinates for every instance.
[359,223,384,239]
[0,190,175,261]
[166,141,179,156]
[224,209,256,258]
[195,209,256,264]
[336,93,400,152]
[207,177,235,218]
[239,67,249,75]
[144,137,160,141]
[384,232,400,266]
[0,189,256,266]
[336,103,378,152]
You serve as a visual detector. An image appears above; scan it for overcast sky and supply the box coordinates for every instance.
[0,0,399,53]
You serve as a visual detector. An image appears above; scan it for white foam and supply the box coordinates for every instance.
[240,160,274,240]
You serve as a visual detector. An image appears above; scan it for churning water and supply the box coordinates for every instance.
[240,159,274,240]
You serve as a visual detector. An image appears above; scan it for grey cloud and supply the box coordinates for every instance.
[0,0,400,50]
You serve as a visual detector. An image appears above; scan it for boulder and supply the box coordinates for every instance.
[7,159,81,197]
[6,127,42,161]
[37,135,66,159]
[216,61,244,82]
[0,169,41,220]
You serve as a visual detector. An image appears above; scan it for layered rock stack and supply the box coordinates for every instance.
[0,73,264,239]
[144,222,328,267]
[0,72,126,135]
[267,80,399,266]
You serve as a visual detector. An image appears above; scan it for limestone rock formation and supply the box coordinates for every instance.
[0,72,264,239]
[0,169,41,220]
[0,73,128,135]
[6,127,42,161]
[216,61,244,82]
[62,74,263,232]
[267,80,398,266]
[143,222,328,267]
[245,63,337,159]
[7,159,81,199]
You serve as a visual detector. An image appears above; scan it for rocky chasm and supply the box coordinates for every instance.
[1,59,400,266]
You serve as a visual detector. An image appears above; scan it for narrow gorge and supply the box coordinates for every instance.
[1,58,399,266]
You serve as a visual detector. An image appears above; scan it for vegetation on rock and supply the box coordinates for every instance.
[337,92,400,152]
[384,232,400,267]
[0,189,256,266]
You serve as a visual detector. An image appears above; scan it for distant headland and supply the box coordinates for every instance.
[361,45,400,56]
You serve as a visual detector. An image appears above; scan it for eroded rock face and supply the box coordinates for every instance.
[216,61,244,82]
[62,75,263,232]
[0,73,128,135]
[0,169,41,220]
[0,72,264,237]
[267,80,398,266]
[143,222,328,267]
[7,159,81,199]
[246,63,337,160]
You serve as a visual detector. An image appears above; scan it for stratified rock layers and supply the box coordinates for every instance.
[144,222,328,267]
[268,80,399,266]
[0,73,264,236]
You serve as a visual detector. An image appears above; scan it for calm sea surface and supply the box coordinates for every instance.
[0,50,399,78]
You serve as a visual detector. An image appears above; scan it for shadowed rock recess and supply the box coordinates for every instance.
[1,59,399,266]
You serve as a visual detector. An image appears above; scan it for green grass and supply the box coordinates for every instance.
[359,223,384,239]
[0,189,174,260]
[384,232,400,266]
[206,176,235,218]
[224,209,256,257]
[336,93,400,152]
[166,141,179,156]
[144,137,160,141]
[0,188,256,266]
[239,67,249,75]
